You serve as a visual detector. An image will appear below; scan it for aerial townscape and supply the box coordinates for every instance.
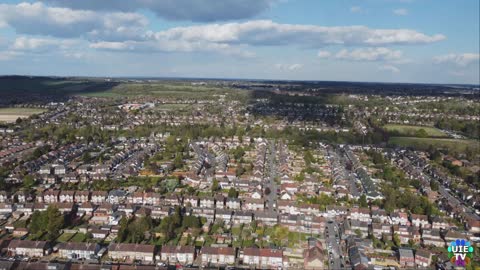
[0,1,479,270]
[0,77,478,270]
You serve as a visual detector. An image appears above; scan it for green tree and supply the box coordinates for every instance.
[416,129,428,138]
[46,206,64,241]
[23,175,35,189]
[173,153,184,169]
[117,216,130,242]
[393,233,400,247]
[430,181,439,191]
[29,211,47,235]
[228,188,239,198]
[211,179,219,192]
[358,194,368,208]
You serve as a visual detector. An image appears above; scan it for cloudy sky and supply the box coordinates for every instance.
[0,0,479,84]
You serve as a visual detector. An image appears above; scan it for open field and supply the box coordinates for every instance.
[0,107,47,123]
[389,137,479,152]
[383,124,447,137]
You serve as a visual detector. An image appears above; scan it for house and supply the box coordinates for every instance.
[39,165,52,175]
[349,208,371,223]
[371,209,390,223]
[215,195,225,209]
[215,209,233,223]
[304,243,325,270]
[415,249,433,268]
[350,220,369,238]
[15,191,31,203]
[59,190,75,203]
[250,190,263,199]
[226,198,241,209]
[134,206,151,218]
[57,242,98,260]
[53,165,66,175]
[444,230,469,242]
[164,195,181,206]
[90,210,110,225]
[75,191,90,203]
[108,190,126,204]
[78,202,96,216]
[7,240,49,257]
[191,207,215,222]
[33,202,48,212]
[53,202,74,214]
[144,192,161,206]
[160,245,195,265]
[279,192,293,201]
[233,211,253,224]
[62,173,79,183]
[108,243,155,263]
[201,247,236,266]
[77,165,91,175]
[431,216,449,230]
[464,213,480,233]
[183,196,199,207]
[127,192,144,205]
[199,197,215,208]
[398,248,415,268]
[151,206,171,219]
[242,248,283,269]
[254,212,278,226]
[326,206,348,217]
[91,228,109,239]
[422,229,444,246]
[0,203,13,214]
[370,222,392,239]
[391,212,409,226]
[0,191,8,203]
[15,203,34,216]
[410,214,430,228]
[243,198,265,211]
[13,228,29,238]
[91,191,107,204]
[43,190,60,203]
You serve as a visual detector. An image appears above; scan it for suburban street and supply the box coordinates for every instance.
[325,221,345,270]
[265,140,278,212]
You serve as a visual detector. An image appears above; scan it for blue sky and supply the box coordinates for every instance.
[0,0,478,84]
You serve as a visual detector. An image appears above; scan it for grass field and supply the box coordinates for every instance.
[389,137,479,152]
[0,107,46,123]
[384,124,447,137]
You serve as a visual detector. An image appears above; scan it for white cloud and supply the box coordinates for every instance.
[275,63,303,71]
[393,8,408,16]
[89,41,132,50]
[152,20,445,47]
[41,0,275,22]
[12,36,76,51]
[449,71,465,77]
[335,47,403,61]
[433,53,480,66]
[89,39,255,58]
[379,65,400,73]
[0,50,22,61]
[0,2,148,40]
[63,52,87,60]
[317,50,332,58]
[350,6,362,13]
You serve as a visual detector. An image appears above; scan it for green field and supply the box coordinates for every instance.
[0,107,47,123]
[384,124,447,137]
[389,137,479,152]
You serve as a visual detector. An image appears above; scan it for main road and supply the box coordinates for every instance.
[265,140,278,212]
[325,221,345,270]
